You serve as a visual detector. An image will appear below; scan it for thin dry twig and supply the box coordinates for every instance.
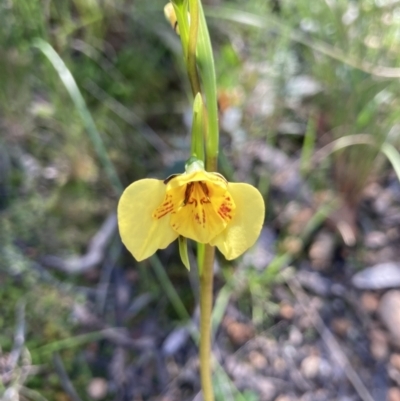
[41,213,117,274]
[52,353,83,401]
[311,134,377,167]
[208,8,400,79]
[8,302,26,372]
[287,277,375,401]
[84,79,171,155]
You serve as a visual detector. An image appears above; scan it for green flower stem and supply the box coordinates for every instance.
[196,0,219,170]
[172,2,218,399]
[191,93,205,161]
[195,2,217,399]
[172,1,190,58]
[199,244,215,401]
[174,0,219,169]
[172,0,201,97]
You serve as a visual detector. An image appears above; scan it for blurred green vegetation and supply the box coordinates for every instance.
[2,0,400,400]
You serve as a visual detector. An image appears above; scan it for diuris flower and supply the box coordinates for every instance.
[117,161,265,261]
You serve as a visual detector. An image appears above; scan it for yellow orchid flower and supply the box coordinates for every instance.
[117,161,265,261]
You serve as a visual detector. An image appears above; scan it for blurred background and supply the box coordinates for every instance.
[2,0,400,400]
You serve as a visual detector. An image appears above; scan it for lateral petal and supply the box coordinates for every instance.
[210,183,265,260]
[118,179,178,261]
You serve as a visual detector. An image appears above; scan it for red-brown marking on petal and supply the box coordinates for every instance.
[200,197,210,205]
[184,182,195,205]
[199,181,210,197]
[153,194,174,219]
[217,198,234,221]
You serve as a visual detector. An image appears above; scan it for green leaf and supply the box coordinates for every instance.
[178,235,191,271]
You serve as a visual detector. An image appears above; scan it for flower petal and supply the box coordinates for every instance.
[166,170,227,190]
[210,183,265,260]
[118,179,178,261]
[169,179,235,243]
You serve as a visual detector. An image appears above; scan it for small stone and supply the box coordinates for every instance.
[390,354,400,371]
[296,270,332,296]
[87,378,108,400]
[300,355,320,379]
[273,357,287,374]
[379,290,400,345]
[249,350,268,370]
[388,387,400,401]
[331,318,352,337]
[243,227,276,270]
[223,316,255,346]
[300,392,313,401]
[388,228,400,241]
[352,263,400,290]
[361,292,380,313]
[373,189,393,214]
[318,358,332,379]
[281,236,302,255]
[365,231,387,249]
[278,121,306,135]
[363,182,381,199]
[288,326,303,345]
[279,302,295,320]
[257,378,276,401]
[275,396,293,401]
[221,106,242,134]
[388,364,400,386]
[286,75,322,98]
[286,207,314,236]
[162,327,190,356]
[369,329,389,360]
[309,231,335,271]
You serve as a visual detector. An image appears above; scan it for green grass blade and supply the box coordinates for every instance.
[204,6,400,79]
[381,142,400,183]
[149,255,191,321]
[32,39,123,194]
[32,330,111,357]
[300,117,316,177]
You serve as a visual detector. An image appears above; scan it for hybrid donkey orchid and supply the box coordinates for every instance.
[118,159,265,261]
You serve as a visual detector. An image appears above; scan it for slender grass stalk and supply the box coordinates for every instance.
[32,39,123,194]
[19,387,49,401]
[381,143,400,183]
[199,244,215,401]
[204,6,400,79]
[300,117,316,177]
[149,255,191,321]
[32,330,111,357]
